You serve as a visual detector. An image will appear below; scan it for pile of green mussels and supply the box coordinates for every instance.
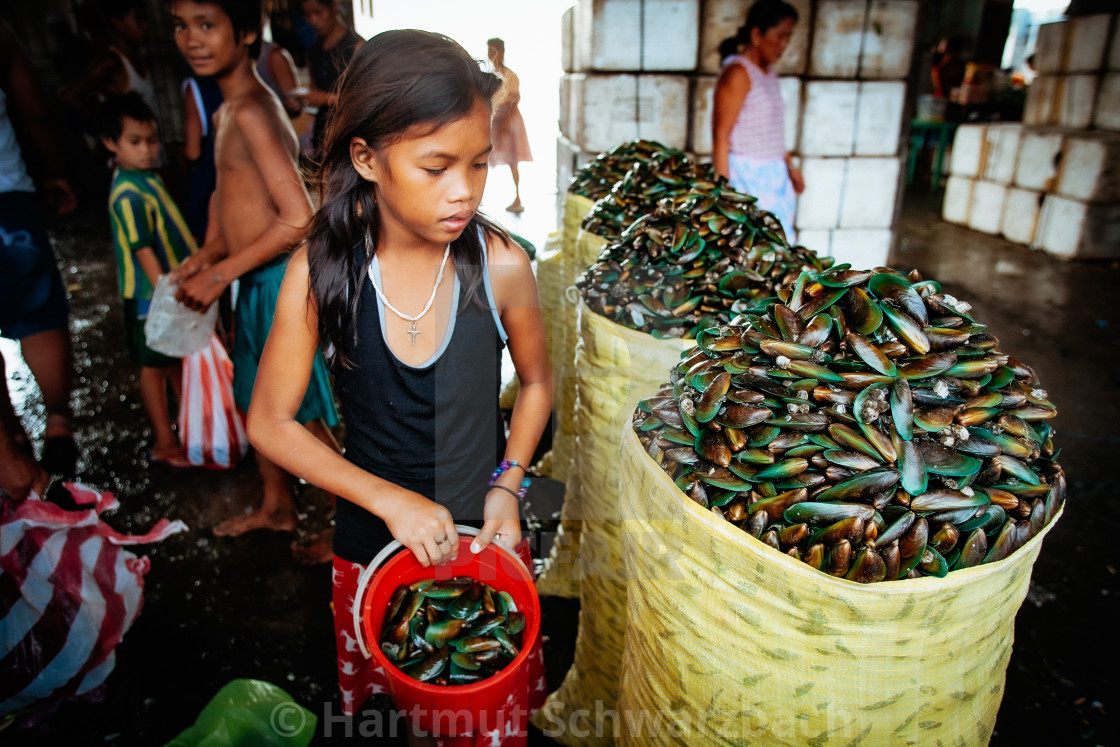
[576,188,829,338]
[379,577,525,685]
[632,264,1064,582]
[567,139,668,201]
[580,149,721,240]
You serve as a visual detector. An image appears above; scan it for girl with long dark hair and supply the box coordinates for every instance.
[245,29,551,744]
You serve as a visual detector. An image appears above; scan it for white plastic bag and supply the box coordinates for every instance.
[144,275,218,357]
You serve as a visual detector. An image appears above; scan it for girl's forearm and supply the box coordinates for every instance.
[500,378,552,475]
[248,416,403,518]
[713,141,731,181]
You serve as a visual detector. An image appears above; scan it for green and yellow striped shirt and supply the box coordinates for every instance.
[108,168,197,302]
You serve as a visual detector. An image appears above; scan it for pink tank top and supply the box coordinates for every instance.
[724,54,786,160]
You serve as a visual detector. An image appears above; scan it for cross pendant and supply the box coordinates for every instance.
[407,321,420,346]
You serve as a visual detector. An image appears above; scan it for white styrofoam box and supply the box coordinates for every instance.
[859,1,918,79]
[830,229,892,268]
[1055,133,1120,203]
[574,0,700,72]
[1023,75,1057,126]
[948,124,987,178]
[556,136,592,195]
[942,175,973,225]
[689,76,717,155]
[982,124,1022,185]
[567,73,690,153]
[809,1,868,79]
[1066,14,1112,73]
[1014,129,1063,191]
[1055,75,1099,129]
[697,0,811,75]
[562,6,576,73]
[854,81,905,156]
[796,229,832,256]
[1034,195,1120,259]
[1034,20,1065,75]
[967,181,1008,235]
[559,75,572,139]
[1000,188,1043,245]
[839,157,900,228]
[796,157,846,229]
[801,81,859,155]
[1095,73,1120,131]
[779,76,802,152]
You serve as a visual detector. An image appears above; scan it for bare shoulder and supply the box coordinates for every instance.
[485,228,531,269]
[230,89,290,135]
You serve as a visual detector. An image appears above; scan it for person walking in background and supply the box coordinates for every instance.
[169,0,341,538]
[258,3,303,119]
[711,0,803,241]
[487,37,532,215]
[98,93,197,468]
[245,30,551,739]
[62,0,160,127]
[300,0,362,159]
[0,21,80,478]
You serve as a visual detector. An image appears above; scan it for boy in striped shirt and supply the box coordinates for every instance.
[98,92,197,468]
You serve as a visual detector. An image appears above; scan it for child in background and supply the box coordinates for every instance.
[246,30,552,744]
[299,0,362,158]
[169,0,341,538]
[98,92,195,467]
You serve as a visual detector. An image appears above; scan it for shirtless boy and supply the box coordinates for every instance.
[170,0,340,541]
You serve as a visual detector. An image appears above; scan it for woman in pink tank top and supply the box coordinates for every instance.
[712,0,802,241]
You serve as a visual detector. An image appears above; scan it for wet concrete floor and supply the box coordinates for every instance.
[2,188,1117,745]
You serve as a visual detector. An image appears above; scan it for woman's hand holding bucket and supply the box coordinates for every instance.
[382,491,459,567]
[472,489,522,554]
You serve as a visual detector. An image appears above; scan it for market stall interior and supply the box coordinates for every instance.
[2,0,1118,745]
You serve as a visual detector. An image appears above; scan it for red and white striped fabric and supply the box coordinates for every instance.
[179,334,249,468]
[0,483,187,717]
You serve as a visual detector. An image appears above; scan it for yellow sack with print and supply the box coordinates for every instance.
[536,195,597,597]
[615,425,1061,747]
[534,304,690,747]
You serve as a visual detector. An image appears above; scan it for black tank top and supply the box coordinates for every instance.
[333,241,509,563]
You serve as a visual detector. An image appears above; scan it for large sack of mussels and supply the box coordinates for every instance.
[536,196,829,745]
[615,266,1063,746]
[539,141,708,596]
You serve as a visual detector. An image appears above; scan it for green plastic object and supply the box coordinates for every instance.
[166,679,316,747]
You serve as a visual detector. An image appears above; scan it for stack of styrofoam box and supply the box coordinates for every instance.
[1024,13,1119,131]
[942,15,1120,259]
[557,0,700,162]
[556,0,919,270]
[942,123,1120,258]
[792,0,917,269]
[1034,133,1120,258]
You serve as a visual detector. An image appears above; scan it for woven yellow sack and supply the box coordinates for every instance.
[615,426,1061,747]
[536,197,597,597]
[564,193,595,250]
[534,304,690,747]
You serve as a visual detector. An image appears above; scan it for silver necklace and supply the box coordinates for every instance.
[368,243,451,346]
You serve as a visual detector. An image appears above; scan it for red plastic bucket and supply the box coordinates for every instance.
[355,529,541,736]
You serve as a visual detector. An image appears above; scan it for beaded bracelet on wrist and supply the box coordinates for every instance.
[489,459,531,499]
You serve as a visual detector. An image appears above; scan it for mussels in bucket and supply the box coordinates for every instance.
[379,577,525,685]
[631,265,1064,582]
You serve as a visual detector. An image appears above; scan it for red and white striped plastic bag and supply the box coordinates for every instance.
[0,483,187,718]
[179,334,249,468]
